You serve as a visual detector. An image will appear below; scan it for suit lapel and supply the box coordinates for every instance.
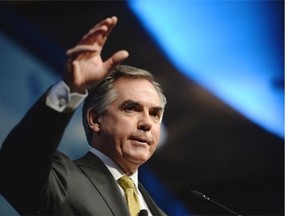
[139,183,167,216]
[75,152,130,216]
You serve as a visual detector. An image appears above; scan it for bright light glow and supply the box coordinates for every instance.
[128,0,284,138]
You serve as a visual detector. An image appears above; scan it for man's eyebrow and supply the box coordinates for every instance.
[150,106,164,113]
[119,100,163,112]
[119,100,140,109]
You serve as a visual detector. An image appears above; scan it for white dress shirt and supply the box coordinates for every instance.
[90,147,152,215]
[46,80,87,112]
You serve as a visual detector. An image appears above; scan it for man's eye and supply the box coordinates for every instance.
[150,111,161,118]
[124,105,135,112]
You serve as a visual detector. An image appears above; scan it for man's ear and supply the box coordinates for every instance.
[87,107,101,134]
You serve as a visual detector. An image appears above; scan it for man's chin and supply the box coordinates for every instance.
[126,152,151,165]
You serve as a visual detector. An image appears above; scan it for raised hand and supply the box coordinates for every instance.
[64,16,129,93]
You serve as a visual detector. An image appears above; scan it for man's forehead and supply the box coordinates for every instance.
[118,95,162,108]
[114,78,162,106]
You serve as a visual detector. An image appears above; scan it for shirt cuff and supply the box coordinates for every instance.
[46,80,88,112]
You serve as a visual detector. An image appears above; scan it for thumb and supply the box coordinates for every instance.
[104,50,129,70]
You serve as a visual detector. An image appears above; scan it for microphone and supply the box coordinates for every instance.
[190,190,242,216]
[138,209,148,216]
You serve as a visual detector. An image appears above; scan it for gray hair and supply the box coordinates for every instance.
[82,65,167,145]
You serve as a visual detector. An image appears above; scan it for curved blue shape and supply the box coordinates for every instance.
[128,0,284,138]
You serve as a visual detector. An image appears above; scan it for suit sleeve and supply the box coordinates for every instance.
[0,90,75,214]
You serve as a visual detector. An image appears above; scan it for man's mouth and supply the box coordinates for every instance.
[129,136,151,145]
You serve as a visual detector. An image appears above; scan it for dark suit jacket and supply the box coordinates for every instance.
[0,92,166,216]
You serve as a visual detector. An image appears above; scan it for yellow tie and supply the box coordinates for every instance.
[117,175,141,216]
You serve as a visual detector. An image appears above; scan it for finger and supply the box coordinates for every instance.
[66,45,98,56]
[84,16,116,38]
[82,16,116,40]
[104,16,117,40]
[80,25,108,44]
[103,50,129,70]
[80,16,117,46]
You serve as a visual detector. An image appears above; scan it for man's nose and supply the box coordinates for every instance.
[137,112,152,132]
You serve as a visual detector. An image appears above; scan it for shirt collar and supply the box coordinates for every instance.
[90,147,139,187]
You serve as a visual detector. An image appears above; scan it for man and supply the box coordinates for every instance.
[0,16,167,216]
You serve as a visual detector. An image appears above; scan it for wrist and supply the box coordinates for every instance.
[62,76,87,94]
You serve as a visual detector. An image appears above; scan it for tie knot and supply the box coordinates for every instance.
[117,175,135,190]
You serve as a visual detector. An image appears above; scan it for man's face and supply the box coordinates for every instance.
[96,77,164,174]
